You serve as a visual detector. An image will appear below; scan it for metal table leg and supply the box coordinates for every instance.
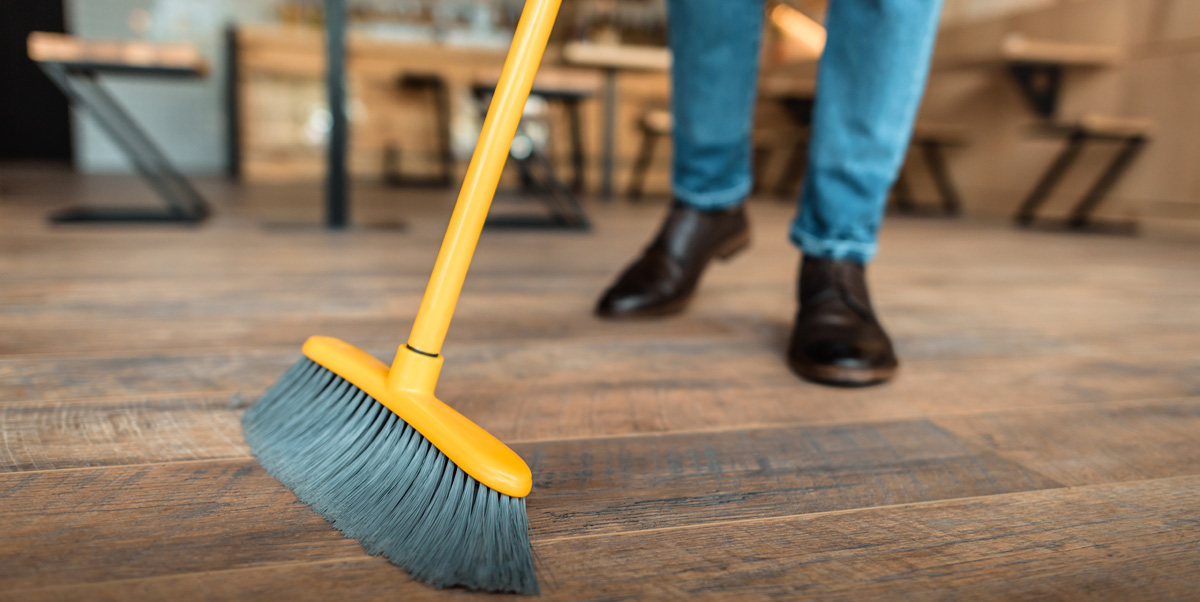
[40,63,208,223]
[325,0,349,228]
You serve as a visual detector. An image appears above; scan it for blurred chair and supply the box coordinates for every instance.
[27,32,210,223]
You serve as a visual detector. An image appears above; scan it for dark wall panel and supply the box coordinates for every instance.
[0,1,71,161]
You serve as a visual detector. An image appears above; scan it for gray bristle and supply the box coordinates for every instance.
[241,358,538,595]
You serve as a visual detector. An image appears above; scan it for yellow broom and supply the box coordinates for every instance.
[242,0,563,593]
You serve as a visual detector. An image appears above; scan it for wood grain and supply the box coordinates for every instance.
[0,417,1057,591]
[0,395,248,472]
[9,476,1198,600]
[936,398,1200,486]
[520,419,1060,538]
[531,476,1200,600]
[4,340,1197,447]
[0,460,359,592]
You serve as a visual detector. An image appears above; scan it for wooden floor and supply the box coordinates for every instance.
[2,166,1199,600]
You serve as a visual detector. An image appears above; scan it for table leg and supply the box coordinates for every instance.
[325,0,349,228]
[600,68,617,201]
[39,64,207,222]
[1008,64,1062,120]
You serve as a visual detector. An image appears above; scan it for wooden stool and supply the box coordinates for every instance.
[1014,114,1152,233]
[892,122,968,217]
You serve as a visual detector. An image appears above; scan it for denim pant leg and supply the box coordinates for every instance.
[791,0,943,263]
[668,0,764,210]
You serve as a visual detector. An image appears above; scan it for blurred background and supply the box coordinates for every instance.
[0,0,1197,233]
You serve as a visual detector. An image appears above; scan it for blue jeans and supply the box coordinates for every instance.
[668,0,943,263]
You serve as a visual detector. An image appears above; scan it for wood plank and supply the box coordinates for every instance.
[3,285,1197,363]
[0,349,295,404]
[8,476,1197,601]
[936,398,1200,486]
[0,310,737,357]
[521,419,1059,538]
[0,418,1057,591]
[3,337,1198,447]
[4,287,1198,358]
[0,395,248,472]
[3,205,1197,361]
[6,377,1196,493]
[530,479,1200,601]
[0,460,360,592]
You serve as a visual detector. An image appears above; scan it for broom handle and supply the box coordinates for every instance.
[405,0,563,357]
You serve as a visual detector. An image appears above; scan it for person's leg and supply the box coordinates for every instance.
[787,0,943,386]
[792,0,943,261]
[669,0,765,210]
[596,0,762,319]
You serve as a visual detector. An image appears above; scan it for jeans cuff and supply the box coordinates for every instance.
[674,177,751,210]
[790,227,877,264]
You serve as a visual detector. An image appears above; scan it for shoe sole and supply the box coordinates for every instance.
[595,230,751,320]
[788,359,898,388]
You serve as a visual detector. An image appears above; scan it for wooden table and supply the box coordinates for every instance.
[562,42,671,199]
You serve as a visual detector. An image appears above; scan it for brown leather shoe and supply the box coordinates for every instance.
[787,257,898,386]
[596,202,750,318]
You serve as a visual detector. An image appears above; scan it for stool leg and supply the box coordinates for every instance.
[920,141,963,216]
[1015,132,1085,226]
[1066,137,1146,228]
[626,130,658,202]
